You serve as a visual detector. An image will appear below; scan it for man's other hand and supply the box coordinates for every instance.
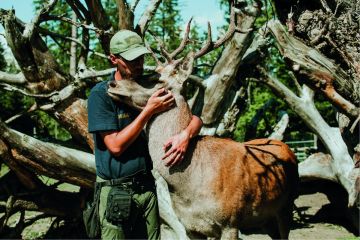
[162,130,190,167]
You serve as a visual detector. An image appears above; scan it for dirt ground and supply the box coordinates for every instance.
[243,193,359,240]
[6,192,359,239]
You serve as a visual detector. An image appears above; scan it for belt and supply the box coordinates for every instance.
[96,170,153,188]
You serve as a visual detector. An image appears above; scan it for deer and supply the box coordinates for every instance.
[107,9,299,239]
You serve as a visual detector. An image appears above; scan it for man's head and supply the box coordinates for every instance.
[109,30,150,79]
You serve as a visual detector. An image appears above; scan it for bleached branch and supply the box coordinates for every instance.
[267,19,360,118]
[0,120,95,187]
[23,0,58,39]
[44,15,108,35]
[77,68,115,80]
[136,0,163,35]
[188,75,206,88]
[38,27,108,59]
[130,0,141,12]
[262,70,356,207]
[0,83,58,98]
[0,71,26,84]
[268,112,289,140]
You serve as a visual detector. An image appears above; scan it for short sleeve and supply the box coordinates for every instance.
[88,88,118,133]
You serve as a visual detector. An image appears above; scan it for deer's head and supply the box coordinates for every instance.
[108,6,237,110]
[107,52,196,111]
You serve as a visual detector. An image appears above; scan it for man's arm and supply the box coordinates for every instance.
[102,88,174,156]
[162,115,203,167]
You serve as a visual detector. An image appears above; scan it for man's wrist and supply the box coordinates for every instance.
[183,128,192,139]
[143,105,154,115]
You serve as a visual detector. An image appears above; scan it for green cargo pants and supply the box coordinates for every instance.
[97,176,160,240]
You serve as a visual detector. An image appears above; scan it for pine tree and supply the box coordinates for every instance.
[0,42,6,71]
[147,0,183,52]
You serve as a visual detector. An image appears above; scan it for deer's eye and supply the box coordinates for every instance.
[108,81,117,88]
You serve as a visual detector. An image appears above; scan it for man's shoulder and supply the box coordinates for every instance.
[90,80,108,93]
[88,80,113,107]
[90,72,115,94]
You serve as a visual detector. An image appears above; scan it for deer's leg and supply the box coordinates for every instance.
[187,230,207,239]
[220,227,238,240]
[275,204,293,239]
[263,217,281,239]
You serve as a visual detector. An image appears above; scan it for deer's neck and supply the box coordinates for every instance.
[146,95,192,175]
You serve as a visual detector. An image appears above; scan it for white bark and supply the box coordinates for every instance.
[263,71,358,207]
[22,0,57,39]
[200,4,259,126]
[0,71,26,84]
[70,12,77,76]
[299,153,337,182]
[299,152,360,232]
[136,0,163,35]
[269,112,289,140]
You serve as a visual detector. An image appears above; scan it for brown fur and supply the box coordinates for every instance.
[212,138,297,227]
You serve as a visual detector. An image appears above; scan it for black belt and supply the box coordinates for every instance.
[96,170,154,188]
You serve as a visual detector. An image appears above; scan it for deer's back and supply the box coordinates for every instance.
[173,136,298,229]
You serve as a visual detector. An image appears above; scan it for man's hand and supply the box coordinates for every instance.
[144,88,175,115]
[162,130,190,167]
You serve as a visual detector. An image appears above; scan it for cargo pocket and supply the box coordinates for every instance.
[105,185,132,226]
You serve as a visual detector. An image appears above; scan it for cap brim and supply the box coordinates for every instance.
[120,46,151,61]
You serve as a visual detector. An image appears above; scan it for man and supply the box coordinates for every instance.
[87,30,202,239]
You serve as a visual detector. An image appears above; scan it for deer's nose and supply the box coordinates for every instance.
[108,80,117,88]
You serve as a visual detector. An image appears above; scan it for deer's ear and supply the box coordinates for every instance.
[180,52,195,79]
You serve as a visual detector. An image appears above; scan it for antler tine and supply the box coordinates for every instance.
[147,29,172,63]
[144,41,162,67]
[194,21,213,59]
[194,4,237,59]
[169,17,193,60]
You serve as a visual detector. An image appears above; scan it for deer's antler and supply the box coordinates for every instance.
[144,1,244,71]
[194,5,236,59]
[169,17,193,60]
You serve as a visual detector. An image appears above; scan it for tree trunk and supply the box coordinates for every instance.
[0,120,95,188]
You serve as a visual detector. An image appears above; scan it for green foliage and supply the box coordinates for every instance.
[101,0,119,30]
[233,83,287,141]
[0,90,34,120]
[34,111,72,141]
[86,31,111,71]
[254,0,276,28]
[86,0,117,70]
[314,94,337,127]
[35,0,73,72]
[0,43,6,71]
[147,0,183,52]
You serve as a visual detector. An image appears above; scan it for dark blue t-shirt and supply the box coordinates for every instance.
[87,74,151,180]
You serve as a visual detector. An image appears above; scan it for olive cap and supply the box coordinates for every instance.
[109,30,150,61]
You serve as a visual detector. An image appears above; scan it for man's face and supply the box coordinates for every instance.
[114,55,144,79]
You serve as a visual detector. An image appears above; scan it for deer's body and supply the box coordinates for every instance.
[108,81,299,238]
[149,96,298,238]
